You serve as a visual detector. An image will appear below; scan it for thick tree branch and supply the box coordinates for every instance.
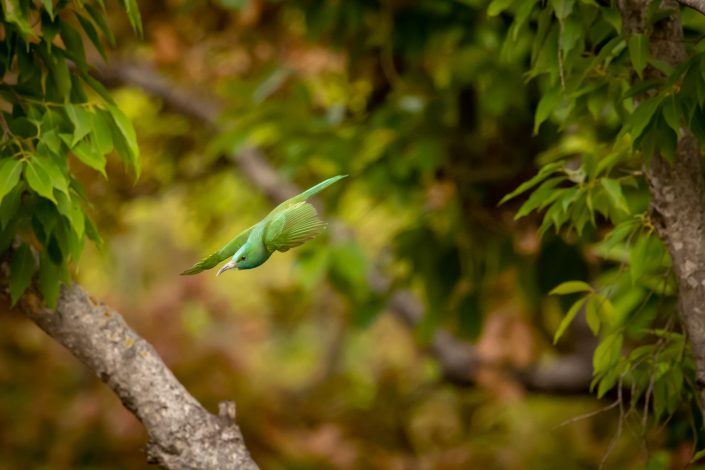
[93,60,595,394]
[619,0,705,408]
[18,283,258,470]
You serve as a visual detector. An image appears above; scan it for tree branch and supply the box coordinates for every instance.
[93,59,595,394]
[18,283,259,470]
[678,0,705,16]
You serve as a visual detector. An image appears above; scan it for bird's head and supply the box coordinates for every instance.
[216,243,264,275]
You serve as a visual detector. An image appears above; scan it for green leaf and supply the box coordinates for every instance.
[86,3,116,46]
[34,147,69,194]
[56,191,85,239]
[550,0,574,20]
[79,72,115,105]
[487,0,514,16]
[65,104,93,146]
[120,0,143,36]
[652,375,668,419]
[0,159,23,205]
[597,366,621,399]
[108,105,140,176]
[550,280,593,295]
[662,95,680,135]
[8,117,38,138]
[593,332,623,374]
[51,57,72,99]
[38,253,61,309]
[42,130,62,154]
[59,21,87,70]
[690,106,705,144]
[515,177,563,219]
[600,178,629,213]
[559,17,582,57]
[628,33,649,78]
[534,89,562,134]
[602,6,622,32]
[628,95,664,140]
[93,111,114,155]
[499,161,563,204]
[9,244,35,305]
[24,159,57,202]
[40,0,54,19]
[585,295,600,335]
[73,140,107,177]
[2,0,36,40]
[76,13,108,61]
[0,183,23,228]
[85,216,103,246]
[690,449,705,464]
[553,296,587,344]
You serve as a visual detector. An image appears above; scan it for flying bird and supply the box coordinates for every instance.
[181,175,347,276]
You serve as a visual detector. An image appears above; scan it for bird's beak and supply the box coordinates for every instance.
[216,260,238,276]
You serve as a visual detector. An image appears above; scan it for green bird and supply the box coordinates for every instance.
[181,175,347,276]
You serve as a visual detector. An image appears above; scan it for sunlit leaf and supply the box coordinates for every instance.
[550,280,592,295]
[120,0,143,36]
[553,296,587,344]
[24,158,57,203]
[73,140,107,177]
[2,0,36,40]
[108,105,140,176]
[487,0,514,16]
[65,104,93,146]
[585,296,600,335]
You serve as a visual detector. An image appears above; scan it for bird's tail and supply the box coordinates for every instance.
[299,174,348,201]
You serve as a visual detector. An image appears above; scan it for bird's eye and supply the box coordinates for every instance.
[240,256,246,261]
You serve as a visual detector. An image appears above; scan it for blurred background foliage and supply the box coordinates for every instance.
[0,0,701,468]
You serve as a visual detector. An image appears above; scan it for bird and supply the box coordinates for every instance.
[181,175,347,276]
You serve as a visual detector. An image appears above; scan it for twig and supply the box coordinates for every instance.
[553,400,621,429]
[600,375,626,470]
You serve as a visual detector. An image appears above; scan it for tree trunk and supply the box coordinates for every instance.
[620,0,705,408]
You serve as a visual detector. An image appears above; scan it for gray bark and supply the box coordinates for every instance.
[619,0,705,407]
[19,283,258,470]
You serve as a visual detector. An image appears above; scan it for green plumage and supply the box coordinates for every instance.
[181,174,346,275]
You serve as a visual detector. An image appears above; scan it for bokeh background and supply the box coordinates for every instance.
[0,1,695,468]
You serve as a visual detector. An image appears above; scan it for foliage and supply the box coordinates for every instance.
[0,0,140,307]
[495,0,702,434]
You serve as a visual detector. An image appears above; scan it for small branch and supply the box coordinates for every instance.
[19,283,258,470]
[94,59,596,395]
[679,0,705,16]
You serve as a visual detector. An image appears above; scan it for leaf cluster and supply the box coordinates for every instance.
[0,0,140,306]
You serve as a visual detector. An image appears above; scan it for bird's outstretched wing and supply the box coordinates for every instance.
[268,174,347,217]
[264,202,326,253]
[181,224,255,275]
